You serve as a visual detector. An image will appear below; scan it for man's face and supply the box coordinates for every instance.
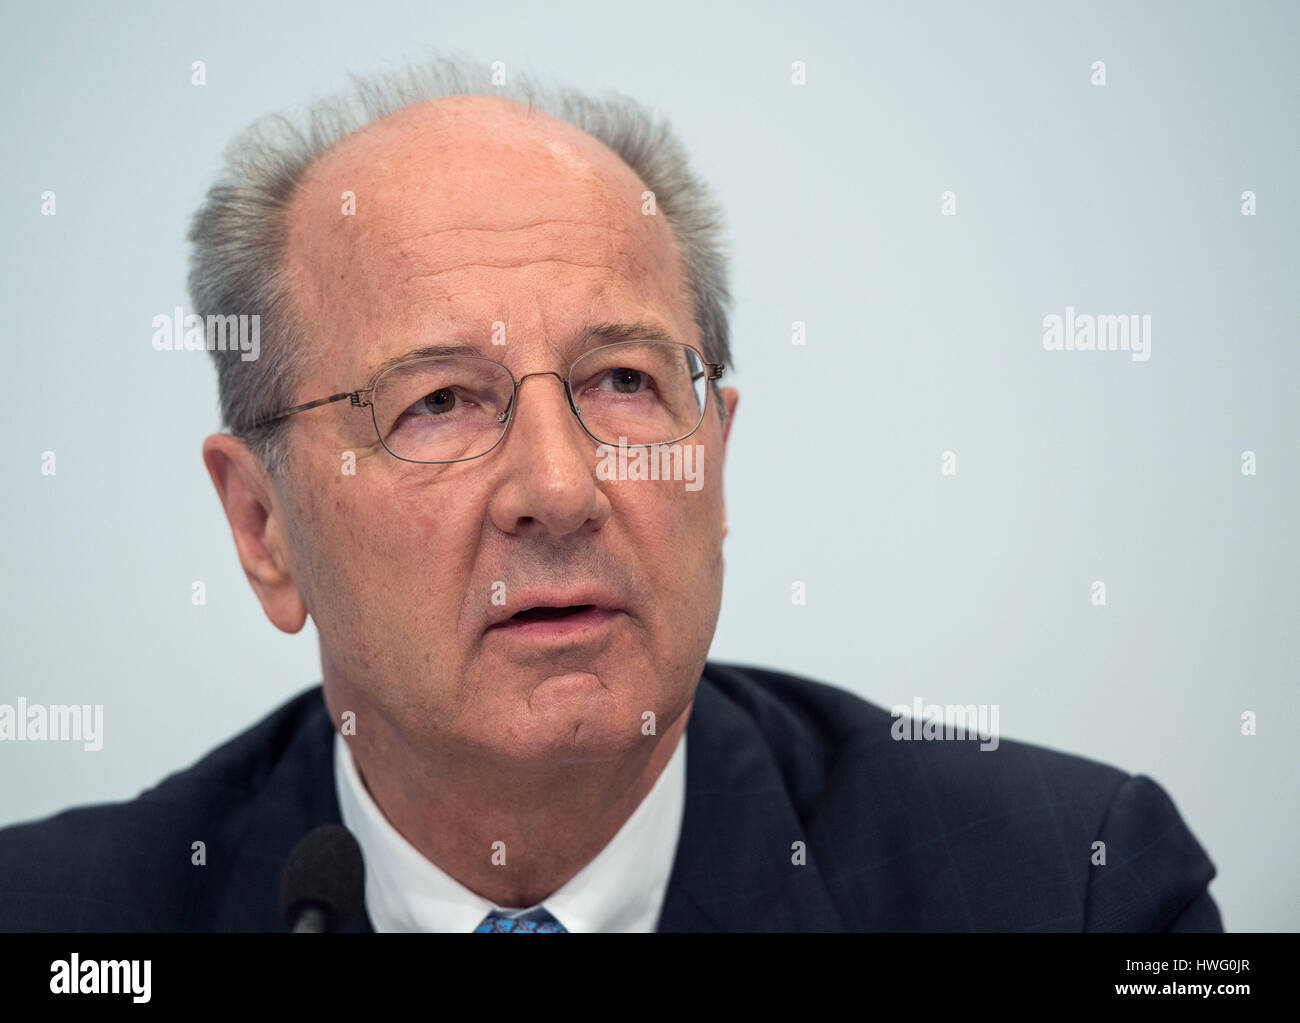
[269,96,736,766]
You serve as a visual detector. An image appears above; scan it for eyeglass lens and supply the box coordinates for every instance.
[369,341,708,463]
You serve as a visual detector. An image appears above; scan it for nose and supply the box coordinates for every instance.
[486,371,611,539]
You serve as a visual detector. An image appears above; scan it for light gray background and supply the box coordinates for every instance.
[1,1,1295,931]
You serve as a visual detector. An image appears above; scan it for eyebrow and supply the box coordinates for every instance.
[365,321,684,381]
[574,321,683,348]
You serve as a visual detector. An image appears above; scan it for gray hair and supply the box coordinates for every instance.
[187,53,733,476]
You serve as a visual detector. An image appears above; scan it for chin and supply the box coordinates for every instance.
[509,692,648,765]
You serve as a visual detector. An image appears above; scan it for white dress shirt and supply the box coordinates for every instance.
[334,730,686,933]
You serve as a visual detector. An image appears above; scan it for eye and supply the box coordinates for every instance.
[406,388,459,415]
[599,368,649,394]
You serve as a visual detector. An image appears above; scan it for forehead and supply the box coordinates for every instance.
[283,95,694,375]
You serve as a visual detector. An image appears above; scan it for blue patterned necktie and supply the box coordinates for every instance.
[474,907,568,933]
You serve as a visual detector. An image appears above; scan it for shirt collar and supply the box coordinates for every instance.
[334,729,686,933]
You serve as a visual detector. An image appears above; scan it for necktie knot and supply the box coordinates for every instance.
[474,907,567,933]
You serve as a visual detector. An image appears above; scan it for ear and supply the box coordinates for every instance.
[719,386,738,539]
[202,433,308,634]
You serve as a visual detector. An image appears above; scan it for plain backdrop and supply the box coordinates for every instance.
[1,0,1295,931]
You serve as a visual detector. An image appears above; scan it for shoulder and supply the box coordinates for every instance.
[700,660,1131,825]
[0,687,333,932]
[697,661,1222,932]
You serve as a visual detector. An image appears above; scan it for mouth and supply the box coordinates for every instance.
[509,604,596,622]
[487,602,621,645]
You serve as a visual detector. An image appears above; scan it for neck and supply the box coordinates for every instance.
[332,693,691,908]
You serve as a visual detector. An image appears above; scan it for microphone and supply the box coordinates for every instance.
[280,824,366,933]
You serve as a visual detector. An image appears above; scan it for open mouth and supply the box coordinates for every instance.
[510,604,596,622]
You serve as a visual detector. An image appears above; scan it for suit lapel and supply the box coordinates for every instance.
[657,673,846,932]
[212,689,359,931]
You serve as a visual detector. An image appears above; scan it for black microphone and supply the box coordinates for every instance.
[280,824,366,933]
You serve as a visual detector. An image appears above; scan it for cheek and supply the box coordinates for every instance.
[625,481,725,698]
[296,475,485,669]
[619,475,724,611]
[360,483,485,622]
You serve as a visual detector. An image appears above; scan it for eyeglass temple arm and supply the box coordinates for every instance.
[250,389,373,430]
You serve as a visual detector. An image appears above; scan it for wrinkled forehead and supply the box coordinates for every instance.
[282,96,692,367]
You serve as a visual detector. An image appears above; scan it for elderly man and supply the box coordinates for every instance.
[0,59,1222,933]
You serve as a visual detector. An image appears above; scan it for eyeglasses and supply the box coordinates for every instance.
[252,341,725,464]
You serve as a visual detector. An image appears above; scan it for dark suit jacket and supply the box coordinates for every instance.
[0,662,1222,931]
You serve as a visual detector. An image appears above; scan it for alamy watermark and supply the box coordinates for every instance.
[1043,306,1151,362]
[594,438,703,491]
[151,306,260,361]
[50,954,150,1003]
[890,696,999,751]
[0,698,103,751]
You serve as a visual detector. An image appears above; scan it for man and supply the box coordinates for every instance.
[0,57,1222,932]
